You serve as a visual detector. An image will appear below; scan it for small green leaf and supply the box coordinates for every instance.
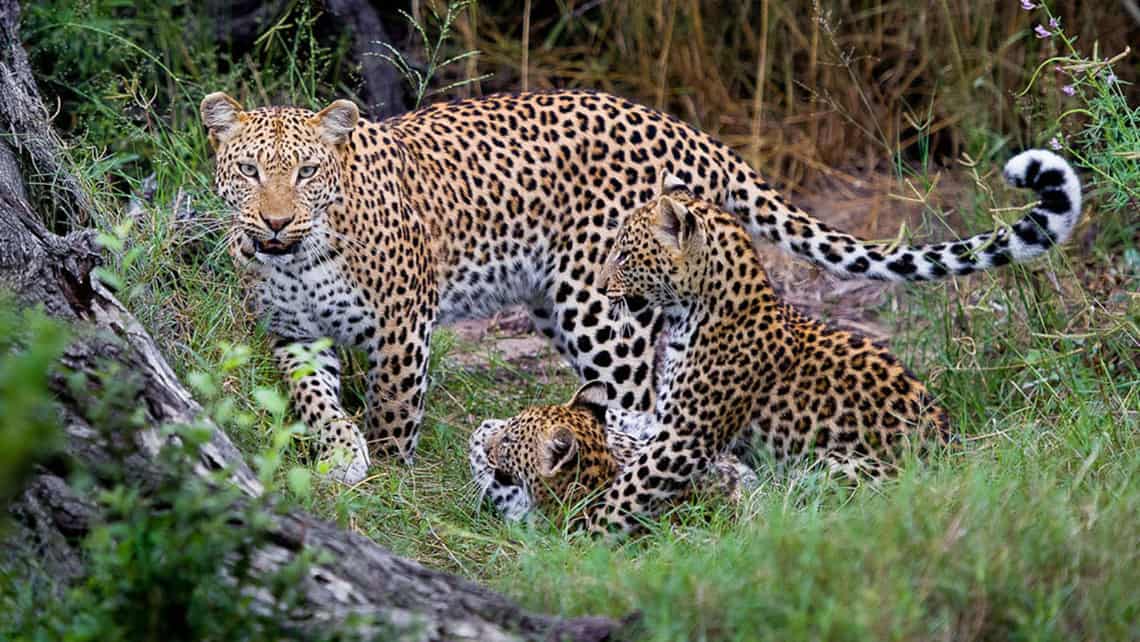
[287,467,312,498]
[272,426,292,450]
[186,371,216,397]
[122,246,145,270]
[95,231,124,252]
[114,218,134,238]
[92,267,125,291]
[253,388,288,417]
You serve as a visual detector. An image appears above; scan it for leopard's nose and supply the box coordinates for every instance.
[261,212,293,232]
[493,469,518,486]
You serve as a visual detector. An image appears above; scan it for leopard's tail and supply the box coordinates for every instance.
[727,149,1082,282]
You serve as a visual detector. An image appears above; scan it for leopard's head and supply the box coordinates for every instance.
[200,92,358,265]
[470,382,619,519]
[600,180,713,310]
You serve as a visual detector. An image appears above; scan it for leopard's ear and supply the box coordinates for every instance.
[567,381,609,425]
[657,195,702,250]
[540,427,579,477]
[310,99,359,146]
[484,429,503,468]
[477,419,506,468]
[661,172,688,194]
[200,92,246,148]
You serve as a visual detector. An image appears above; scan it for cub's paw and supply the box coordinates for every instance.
[709,455,761,504]
[227,233,257,270]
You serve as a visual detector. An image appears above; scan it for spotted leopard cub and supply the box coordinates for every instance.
[591,143,1086,535]
[469,382,757,523]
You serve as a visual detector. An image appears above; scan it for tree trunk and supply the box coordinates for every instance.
[324,0,408,118]
[0,1,621,639]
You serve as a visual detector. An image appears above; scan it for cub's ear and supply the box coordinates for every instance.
[657,195,702,250]
[540,427,579,477]
[484,429,503,468]
[567,381,610,425]
[200,92,246,148]
[310,99,360,146]
[661,172,688,194]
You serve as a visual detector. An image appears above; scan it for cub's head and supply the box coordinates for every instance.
[200,92,359,263]
[468,382,619,521]
[600,180,713,309]
[602,178,764,310]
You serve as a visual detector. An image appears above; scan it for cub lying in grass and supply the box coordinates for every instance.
[469,382,757,523]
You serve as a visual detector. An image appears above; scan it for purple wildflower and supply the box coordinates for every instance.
[1105,72,1118,84]
[1034,24,1051,39]
[1049,16,1061,29]
[1020,0,1036,9]
[1062,84,1075,96]
[1049,136,1062,151]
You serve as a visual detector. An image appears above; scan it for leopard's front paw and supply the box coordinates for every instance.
[228,232,257,270]
[327,449,370,485]
[321,420,372,485]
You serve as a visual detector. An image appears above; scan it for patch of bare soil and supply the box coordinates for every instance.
[444,308,563,379]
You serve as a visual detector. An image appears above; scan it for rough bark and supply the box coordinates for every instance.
[0,0,95,227]
[0,1,620,639]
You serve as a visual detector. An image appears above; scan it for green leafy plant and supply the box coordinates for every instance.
[1017,3,1139,249]
[1,338,358,641]
[0,296,69,506]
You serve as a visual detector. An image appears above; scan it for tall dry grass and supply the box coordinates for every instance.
[462,1,1138,189]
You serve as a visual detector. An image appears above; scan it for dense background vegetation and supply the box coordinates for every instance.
[4,1,1138,640]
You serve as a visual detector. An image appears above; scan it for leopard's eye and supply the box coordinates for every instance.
[237,162,258,179]
[297,165,318,180]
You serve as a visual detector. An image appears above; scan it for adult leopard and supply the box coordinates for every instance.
[200,89,1082,483]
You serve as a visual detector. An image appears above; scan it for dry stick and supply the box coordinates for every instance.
[937,0,969,158]
[654,0,676,111]
[1126,0,1140,25]
[807,3,820,163]
[521,0,531,92]
[749,0,769,164]
[462,0,482,97]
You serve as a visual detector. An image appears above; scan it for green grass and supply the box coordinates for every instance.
[12,1,1140,640]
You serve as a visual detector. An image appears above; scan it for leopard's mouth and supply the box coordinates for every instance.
[253,238,300,256]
